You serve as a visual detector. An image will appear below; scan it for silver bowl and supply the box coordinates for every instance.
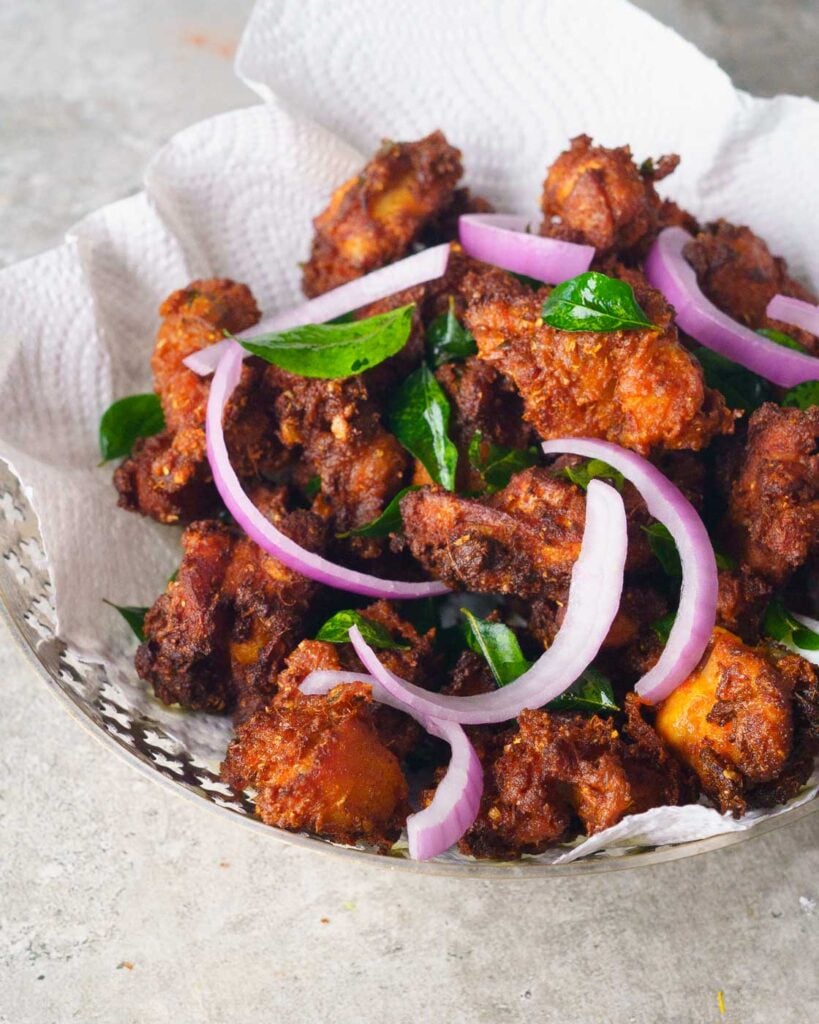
[3,458,815,875]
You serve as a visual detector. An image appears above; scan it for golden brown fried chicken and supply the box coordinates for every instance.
[655,628,797,814]
[135,519,234,711]
[539,134,688,258]
[465,265,734,454]
[302,131,463,297]
[684,220,819,353]
[459,707,687,859]
[269,369,410,558]
[725,404,819,585]
[224,487,328,723]
[136,487,327,718]
[401,468,586,598]
[273,599,436,758]
[221,683,409,850]
[115,278,285,523]
[716,568,773,644]
[419,187,494,247]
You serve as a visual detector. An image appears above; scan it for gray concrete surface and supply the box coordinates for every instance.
[1,2,818,1022]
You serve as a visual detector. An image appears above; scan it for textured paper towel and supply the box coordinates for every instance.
[1,0,817,858]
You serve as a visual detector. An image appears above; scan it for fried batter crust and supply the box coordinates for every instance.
[401,468,586,598]
[302,131,463,297]
[465,265,734,454]
[684,220,819,353]
[726,404,819,585]
[221,684,409,850]
[539,134,687,258]
[115,278,284,523]
[136,487,326,718]
[460,705,686,858]
[655,628,795,814]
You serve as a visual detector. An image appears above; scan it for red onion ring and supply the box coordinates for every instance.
[300,669,482,860]
[542,437,717,703]
[766,294,819,340]
[644,227,819,387]
[458,214,594,284]
[341,480,627,724]
[205,340,448,598]
[185,244,451,376]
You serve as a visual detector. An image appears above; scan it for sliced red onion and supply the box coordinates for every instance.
[205,340,448,599]
[458,214,594,284]
[645,227,819,387]
[344,479,627,724]
[542,437,717,703]
[184,244,450,376]
[766,294,819,339]
[300,669,483,860]
[788,612,819,667]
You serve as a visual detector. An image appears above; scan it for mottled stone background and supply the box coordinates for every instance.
[1,2,817,1022]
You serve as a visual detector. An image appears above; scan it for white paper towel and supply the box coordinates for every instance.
[1,0,817,857]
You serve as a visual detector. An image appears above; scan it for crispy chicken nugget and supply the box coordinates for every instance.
[464,264,734,453]
[221,683,409,850]
[726,404,819,585]
[540,134,690,258]
[302,131,463,297]
[655,627,796,814]
[684,220,819,353]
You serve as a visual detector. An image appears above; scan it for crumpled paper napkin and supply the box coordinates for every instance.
[1,0,817,860]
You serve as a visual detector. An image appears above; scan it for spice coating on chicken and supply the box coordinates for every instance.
[302,131,463,297]
[725,404,819,585]
[465,266,734,454]
[684,220,819,353]
[221,683,409,850]
[655,628,796,815]
[540,134,687,258]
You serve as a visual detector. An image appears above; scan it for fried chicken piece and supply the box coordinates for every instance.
[270,370,410,555]
[273,601,435,756]
[225,487,328,724]
[135,520,234,711]
[136,488,326,718]
[459,708,686,859]
[716,568,773,643]
[539,135,686,258]
[302,131,463,297]
[401,468,586,598]
[655,628,796,815]
[726,404,819,585]
[114,430,217,524]
[221,683,409,851]
[115,278,285,523]
[684,220,819,353]
[465,265,734,454]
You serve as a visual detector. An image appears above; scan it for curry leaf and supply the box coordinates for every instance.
[781,381,819,411]
[643,522,682,577]
[558,457,624,492]
[240,303,414,378]
[103,599,147,642]
[542,271,654,332]
[763,598,819,651]
[757,327,806,352]
[468,431,539,494]
[547,667,619,714]
[388,364,459,490]
[99,393,165,463]
[426,297,477,367]
[316,610,409,650]
[651,611,676,644]
[340,486,421,538]
[462,609,531,687]
[693,347,772,413]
